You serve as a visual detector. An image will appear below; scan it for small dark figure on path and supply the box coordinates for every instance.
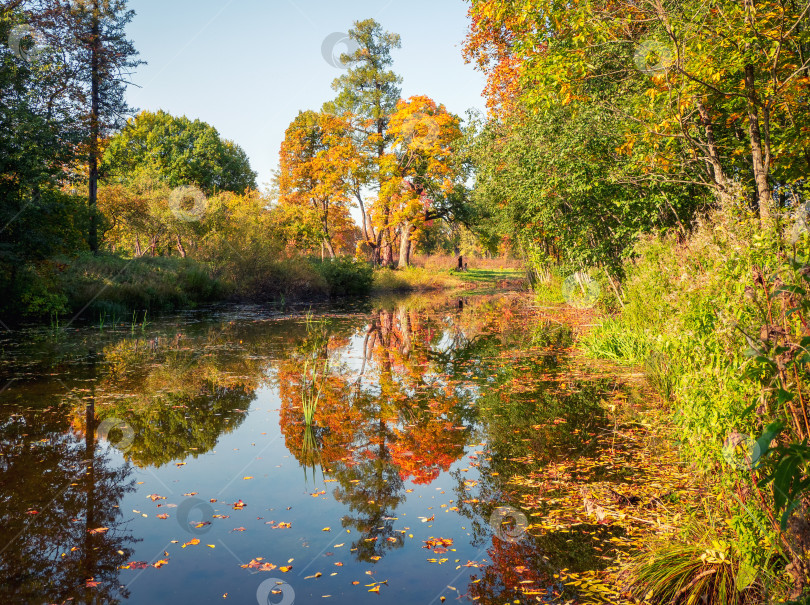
[457,255,464,271]
[464,262,468,272]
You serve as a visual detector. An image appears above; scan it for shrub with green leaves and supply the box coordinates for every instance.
[313,257,373,297]
[586,197,810,599]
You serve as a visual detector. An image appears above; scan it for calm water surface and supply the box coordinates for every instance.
[0,293,627,604]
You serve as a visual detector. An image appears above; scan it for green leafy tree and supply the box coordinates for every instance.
[323,18,402,265]
[102,110,257,196]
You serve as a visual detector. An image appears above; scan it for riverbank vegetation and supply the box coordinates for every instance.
[465,0,810,601]
[3,0,809,601]
[1,7,514,322]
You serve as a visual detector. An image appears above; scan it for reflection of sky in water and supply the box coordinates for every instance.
[0,294,615,604]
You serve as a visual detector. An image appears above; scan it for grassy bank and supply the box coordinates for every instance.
[10,253,376,323]
[7,253,525,324]
[577,199,810,602]
[372,265,526,294]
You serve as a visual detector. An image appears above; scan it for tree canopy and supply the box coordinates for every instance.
[102,109,257,195]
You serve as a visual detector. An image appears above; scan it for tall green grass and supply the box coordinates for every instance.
[584,197,810,600]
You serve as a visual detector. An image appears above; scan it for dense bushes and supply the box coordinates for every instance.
[583,198,810,601]
[312,258,373,297]
[4,252,381,323]
[55,254,222,318]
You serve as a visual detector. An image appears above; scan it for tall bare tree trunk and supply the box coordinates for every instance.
[744,64,772,221]
[175,233,187,258]
[398,222,413,268]
[355,192,379,263]
[742,0,772,222]
[382,230,394,267]
[323,237,336,259]
[88,1,101,252]
[695,100,730,199]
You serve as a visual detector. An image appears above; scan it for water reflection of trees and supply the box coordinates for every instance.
[0,356,138,604]
[0,319,306,601]
[69,324,279,467]
[0,293,559,594]
[450,327,628,604]
[278,297,532,562]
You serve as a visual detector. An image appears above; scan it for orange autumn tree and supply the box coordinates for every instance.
[463,0,540,117]
[278,110,359,258]
[384,96,468,267]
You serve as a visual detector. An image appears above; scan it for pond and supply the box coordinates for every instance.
[0,292,658,604]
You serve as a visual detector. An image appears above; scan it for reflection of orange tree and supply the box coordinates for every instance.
[278,367,364,472]
[466,537,557,604]
[389,394,468,485]
[275,303,486,562]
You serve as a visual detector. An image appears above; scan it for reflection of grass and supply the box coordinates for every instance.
[300,424,323,485]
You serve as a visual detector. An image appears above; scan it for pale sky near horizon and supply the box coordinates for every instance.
[125,0,487,190]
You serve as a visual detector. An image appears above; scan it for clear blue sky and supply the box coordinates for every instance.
[125,0,486,190]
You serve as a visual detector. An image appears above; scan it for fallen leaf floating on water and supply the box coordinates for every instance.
[423,537,453,553]
[243,476,254,480]
[85,578,101,587]
[182,492,196,497]
[193,521,211,528]
[153,559,169,569]
[241,558,277,571]
[181,538,200,548]
[87,527,108,535]
[147,494,166,501]
[126,561,149,569]
[368,586,380,593]
[233,500,246,510]
[156,514,169,520]
[322,527,331,532]
[279,566,292,573]
[232,527,247,532]
[212,514,230,519]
